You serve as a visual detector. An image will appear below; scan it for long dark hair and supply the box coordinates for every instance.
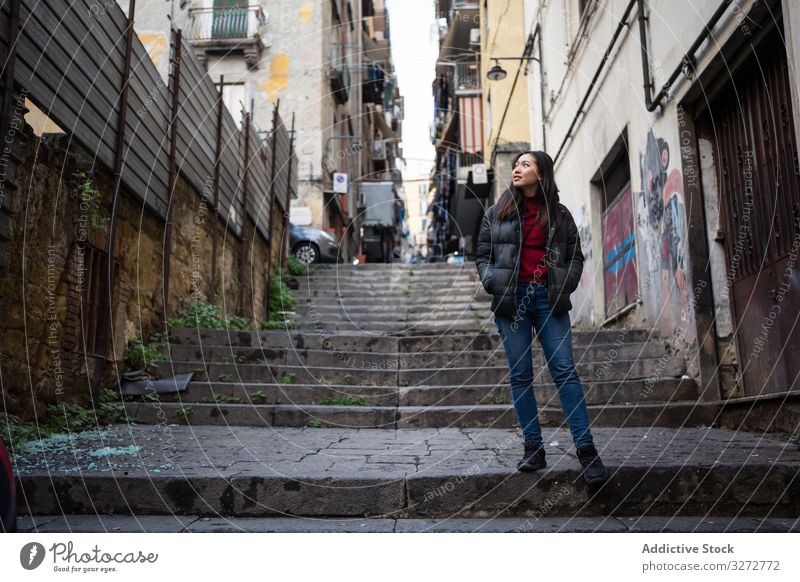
[495,151,560,229]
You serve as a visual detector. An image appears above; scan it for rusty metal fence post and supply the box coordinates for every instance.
[238,110,251,316]
[92,0,137,403]
[264,102,280,321]
[163,27,182,321]
[282,113,295,272]
[209,76,225,302]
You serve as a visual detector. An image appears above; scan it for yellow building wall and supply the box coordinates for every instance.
[480,0,531,163]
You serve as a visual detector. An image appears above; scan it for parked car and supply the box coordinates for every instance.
[0,438,16,532]
[290,223,341,264]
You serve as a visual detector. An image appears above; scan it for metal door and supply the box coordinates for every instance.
[709,34,800,396]
[212,0,248,40]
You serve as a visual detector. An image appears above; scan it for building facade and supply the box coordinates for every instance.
[429,0,492,260]
[515,0,800,429]
[124,0,404,262]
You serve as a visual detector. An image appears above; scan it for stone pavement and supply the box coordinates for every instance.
[15,514,800,533]
[13,424,800,519]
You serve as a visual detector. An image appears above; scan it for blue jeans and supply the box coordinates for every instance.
[494,282,594,448]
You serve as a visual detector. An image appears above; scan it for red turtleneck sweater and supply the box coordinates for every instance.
[518,196,548,283]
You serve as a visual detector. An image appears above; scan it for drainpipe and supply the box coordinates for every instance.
[553,0,736,162]
[354,0,363,261]
[640,0,734,111]
[536,22,546,152]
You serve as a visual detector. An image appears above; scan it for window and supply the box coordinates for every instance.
[592,129,637,316]
[217,81,247,127]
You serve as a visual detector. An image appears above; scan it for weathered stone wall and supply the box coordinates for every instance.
[0,119,110,419]
[0,116,278,420]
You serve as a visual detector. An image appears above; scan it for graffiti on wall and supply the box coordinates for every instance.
[603,187,638,315]
[637,129,693,343]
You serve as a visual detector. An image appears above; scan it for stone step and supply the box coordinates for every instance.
[397,331,657,351]
[15,426,800,518]
[299,286,483,296]
[286,321,496,334]
[400,357,684,386]
[290,314,489,326]
[18,514,800,533]
[298,264,478,280]
[396,377,696,406]
[153,355,682,386]
[293,291,488,302]
[294,301,490,312]
[165,341,669,367]
[294,274,480,289]
[291,311,487,323]
[125,374,696,407]
[167,328,658,351]
[119,399,715,428]
[292,305,489,317]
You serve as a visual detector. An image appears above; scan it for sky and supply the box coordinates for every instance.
[385,0,439,182]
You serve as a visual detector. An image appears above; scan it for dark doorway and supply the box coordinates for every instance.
[700,26,800,397]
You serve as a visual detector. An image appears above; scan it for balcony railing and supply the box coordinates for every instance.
[459,152,484,167]
[454,62,481,93]
[188,5,267,41]
[328,44,350,105]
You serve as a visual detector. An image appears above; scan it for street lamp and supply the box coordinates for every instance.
[487,60,507,81]
[486,55,539,81]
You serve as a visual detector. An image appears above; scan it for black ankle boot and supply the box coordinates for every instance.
[517,440,546,472]
[576,443,607,484]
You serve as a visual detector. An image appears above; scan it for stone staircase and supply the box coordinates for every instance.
[12,262,800,531]
[125,262,713,429]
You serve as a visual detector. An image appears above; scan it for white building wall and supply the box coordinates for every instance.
[521,0,796,385]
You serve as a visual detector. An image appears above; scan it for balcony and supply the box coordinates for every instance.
[458,152,484,167]
[454,62,481,94]
[363,64,385,105]
[328,46,350,105]
[187,5,269,69]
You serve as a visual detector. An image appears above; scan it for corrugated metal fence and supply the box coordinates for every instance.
[0,0,296,240]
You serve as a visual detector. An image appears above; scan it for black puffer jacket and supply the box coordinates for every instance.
[475,200,584,317]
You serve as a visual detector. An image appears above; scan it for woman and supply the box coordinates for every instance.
[475,151,607,484]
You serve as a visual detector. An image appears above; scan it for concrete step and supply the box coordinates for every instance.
[119,399,715,428]
[152,361,398,387]
[274,322,496,335]
[292,291,488,302]
[167,328,401,351]
[293,302,490,314]
[400,357,685,385]
[397,377,696,406]
[296,277,480,287]
[290,315,489,328]
[153,355,682,386]
[294,270,472,278]
[125,374,696,407]
[14,426,800,518]
[291,312,487,324]
[165,341,669,368]
[167,328,659,350]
